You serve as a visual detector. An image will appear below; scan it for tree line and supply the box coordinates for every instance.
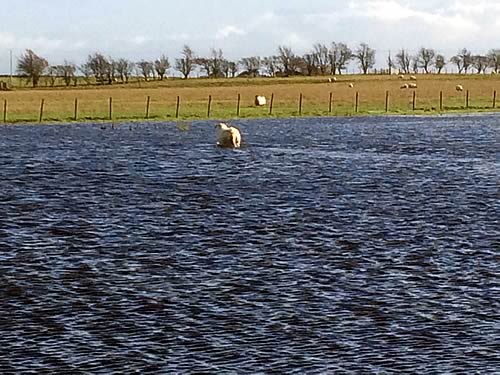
[15,43,500,87]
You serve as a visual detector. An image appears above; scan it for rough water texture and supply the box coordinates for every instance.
[0,115,498,373]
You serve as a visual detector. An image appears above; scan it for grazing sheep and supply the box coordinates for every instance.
[328,77,337,83]
[254,95,267,106]
[398,74,405,79]
[409,83,417,89]
[216,123,241,148]
[348,83,354,88]
[456,84,464,91]
[400,83,409,89]
[410,75,417,80]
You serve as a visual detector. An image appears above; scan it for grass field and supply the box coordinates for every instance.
[0,74,499,123]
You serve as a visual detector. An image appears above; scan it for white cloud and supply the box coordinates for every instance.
[215,25,246,39]
[0,32,70,51]
[131,35,148,45]
[282,32,310,50]
[0,32,16,47]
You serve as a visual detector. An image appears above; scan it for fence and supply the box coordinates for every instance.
[1,89,498,123]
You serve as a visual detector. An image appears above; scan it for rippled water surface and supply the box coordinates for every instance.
[0,115,498,373]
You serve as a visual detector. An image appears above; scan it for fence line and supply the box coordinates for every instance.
[74,98,78,121]
[39,99,45,122]
[1,89,499,124]
[236,93,241,117]
[145,96,150,119]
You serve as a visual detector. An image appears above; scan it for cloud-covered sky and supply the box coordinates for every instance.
[1,0,499,74]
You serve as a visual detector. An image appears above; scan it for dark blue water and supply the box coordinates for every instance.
[0,115,498,373]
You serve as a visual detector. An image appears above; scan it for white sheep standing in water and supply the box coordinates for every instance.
[215,123,241,148]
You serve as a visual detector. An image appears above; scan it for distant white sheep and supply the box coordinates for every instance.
[456,84,464,91]
[328,77,337,83]
[254,95,267,106]
[400,83,409,89]
[409,83,417,89]
[410,75,417,81]
[398,74,405,79]
[216,123,241,148]
[348,83,354,88]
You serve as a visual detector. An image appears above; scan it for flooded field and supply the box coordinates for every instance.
[0,115,498,373]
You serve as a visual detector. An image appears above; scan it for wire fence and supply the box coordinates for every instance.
[1,89,499,123]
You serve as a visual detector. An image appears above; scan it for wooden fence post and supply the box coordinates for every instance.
[109,97,113,120]
[39,99,45,122]
[207,95,212,118]
[355,91,359,113]
[466,90,469,109]
[145,96,150,119]
[493,90,496,109]
[236,93,240,117]
[175,96,180,118]
[269,93,274,115]
[412,91,416,111]
[329,92,333,113]
[440,91,443,111]
[298,93,303,116]
[74,98,78,121]
[385,90,389,112]
[3,99,6,123]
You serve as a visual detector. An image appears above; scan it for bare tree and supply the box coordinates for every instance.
[79,63,93,85]
[387,51,394,75]
[354,43,375,74]
[57,61,76,86]
[434,54,446,74]
[450,55,464,74]
[209,48,225,78]
[452,49,473,74]
[262,56,279,77]
[227,61,238,77]
[312,43,330,75]
[395,49,411,74]
[17,49,48,87]
[329,42,352,75]
[487,49,500,73]
[195,57,211,77]
[47,66,58,87]
[116,58,134,83]
[240,56,261,77]
[336,43,352,75]
[277,46,296,75]
[154,55,170,80]
[194,49,226,78]
[137,60,154,81]
[86,53,112,84]
[303,53,317,76]
[417,47,436,73]
[411,55,419,73]
[175,45,196,79]
[472,55,489,74]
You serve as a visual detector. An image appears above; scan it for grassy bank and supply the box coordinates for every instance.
[1,74,499,124]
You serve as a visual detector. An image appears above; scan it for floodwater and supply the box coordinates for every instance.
[0,115,498,373]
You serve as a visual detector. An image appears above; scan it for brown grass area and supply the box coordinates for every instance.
[1,74,499,123]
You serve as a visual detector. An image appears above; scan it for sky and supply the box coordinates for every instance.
[1,0,500,74]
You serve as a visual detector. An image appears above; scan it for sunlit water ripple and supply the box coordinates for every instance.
[0,115,498,373]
